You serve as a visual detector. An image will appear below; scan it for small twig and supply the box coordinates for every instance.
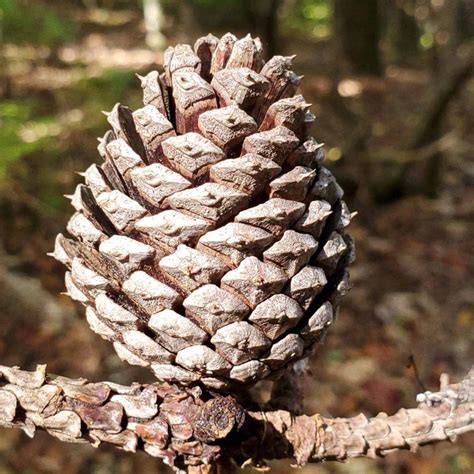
[407,355,427,392]
[409,47,473,149]
[0,364,472,472]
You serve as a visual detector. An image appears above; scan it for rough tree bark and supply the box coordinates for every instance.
[0,364,472,473]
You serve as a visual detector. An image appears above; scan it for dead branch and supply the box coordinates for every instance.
[409,46,474,149]
[0,364,472,472]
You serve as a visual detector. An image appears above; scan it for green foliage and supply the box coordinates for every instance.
[0,69,137,185]
[0,0,77,46]
[432,452,473,474]
[67,69,139,123]
[282,0,332,38]
[0,100,57,180]
[419,32,434,49]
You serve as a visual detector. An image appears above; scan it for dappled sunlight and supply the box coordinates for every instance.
[337,79,362,97]
[59,34,159,70]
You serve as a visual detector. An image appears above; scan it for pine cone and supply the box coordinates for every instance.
[52,33,355,391]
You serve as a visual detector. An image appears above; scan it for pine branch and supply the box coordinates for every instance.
[0,365,472,472]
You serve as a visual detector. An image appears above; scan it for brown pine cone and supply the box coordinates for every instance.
[52,33,355,391]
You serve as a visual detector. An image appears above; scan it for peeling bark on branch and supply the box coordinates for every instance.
[0,365,472,472]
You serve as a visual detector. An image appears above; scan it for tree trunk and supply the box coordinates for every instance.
[242,0,281,57]
[143,0,166,50]
[386,0,420,66]
[262,0,281,58]
[451,0,474,48]
[334,0,383,76]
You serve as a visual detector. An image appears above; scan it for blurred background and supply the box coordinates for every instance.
[0,0,473,472]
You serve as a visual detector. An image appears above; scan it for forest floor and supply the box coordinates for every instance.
[0,5,473,474]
